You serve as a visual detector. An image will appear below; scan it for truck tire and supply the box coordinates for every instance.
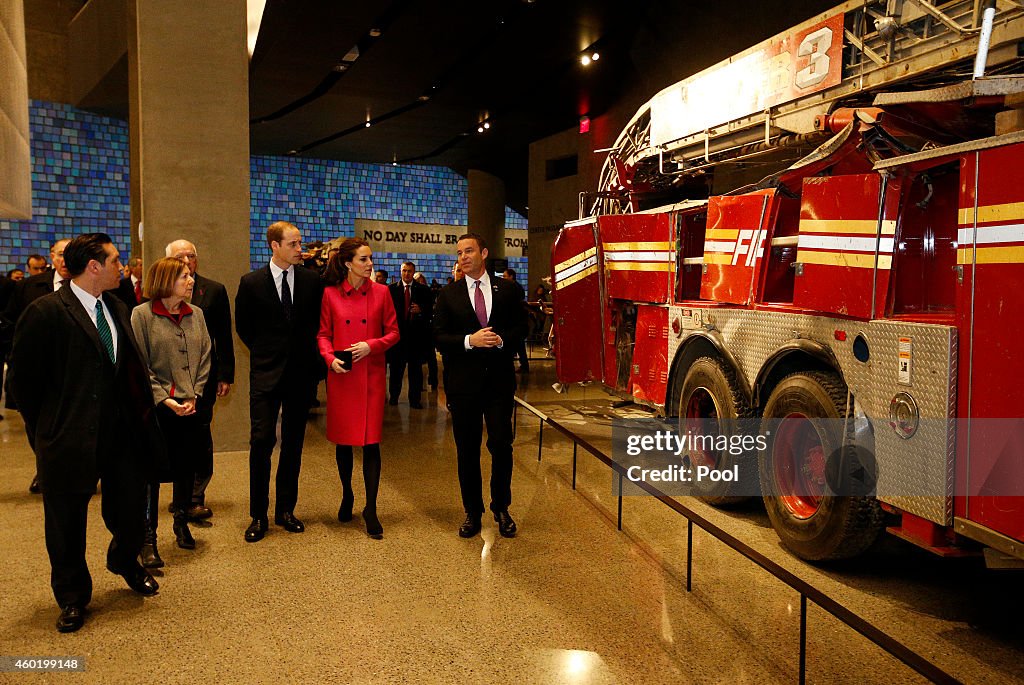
[759,371,884,561]
[677,356,754,505]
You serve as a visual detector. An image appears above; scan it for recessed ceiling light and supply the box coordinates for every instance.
[477,126,484,133]
[365,121,371,128]
[592,52,600,61]
[483,122,490,129]
[580,55,591,66]
[332,64,349,72]
[369,28,382,37]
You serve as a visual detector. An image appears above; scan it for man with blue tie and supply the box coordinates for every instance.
[9,233,163,632]
[433,233,527,539]
[235,221,323,542]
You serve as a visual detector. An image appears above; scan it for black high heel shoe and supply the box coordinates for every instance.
[362,508,383,539]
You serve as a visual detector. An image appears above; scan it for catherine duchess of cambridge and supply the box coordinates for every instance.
[317,238,399,539]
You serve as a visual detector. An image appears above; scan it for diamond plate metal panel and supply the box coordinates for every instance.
[666,307,956,524]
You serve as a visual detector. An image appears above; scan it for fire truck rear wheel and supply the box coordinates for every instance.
[759,371,884,561]
[677,356,754,506]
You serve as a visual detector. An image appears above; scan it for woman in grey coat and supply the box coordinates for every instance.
[131,257,212,566]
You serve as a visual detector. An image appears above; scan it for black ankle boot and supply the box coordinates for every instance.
[363,508,383,539]
[172,515,195,550]
[140,528,164,568]
[338,491,354,522]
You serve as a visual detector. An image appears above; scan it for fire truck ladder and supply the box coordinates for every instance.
[588,0,1024,217]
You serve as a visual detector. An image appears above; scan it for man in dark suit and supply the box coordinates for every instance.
[387,260,433,408]
[166,239,236,519]
[113,256,144,310]
[434,233,527,539]
[235,221,323,542]
[2,238,72,490]
[502,268,530,374]
[9,233,162,633]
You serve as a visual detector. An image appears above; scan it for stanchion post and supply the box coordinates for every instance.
[799,594,807,685]
[686,519,693,593]
[572,442,578,490]
[537,417,544,461]
[617,472,623,531]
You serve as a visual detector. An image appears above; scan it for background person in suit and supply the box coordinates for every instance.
[235,221,323,543]
[317,239,399,538]
[166,239,236,519]
[2,238,71,490]
[9,232,163,633]
[433,233,527,539]
[387,260,433,408]
[25,253,48,276]
[114,256,144,309]
[415,272,439,391]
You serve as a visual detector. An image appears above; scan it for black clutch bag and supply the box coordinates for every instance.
[333,349,353,370]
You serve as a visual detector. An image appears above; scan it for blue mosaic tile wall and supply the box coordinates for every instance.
[249,155,528,283]
[0,101,529,286]
[0,101,131,272]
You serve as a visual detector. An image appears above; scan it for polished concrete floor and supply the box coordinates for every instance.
[0,358,1022,684]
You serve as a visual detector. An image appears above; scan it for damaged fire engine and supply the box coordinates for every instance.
[552,0,1024,562]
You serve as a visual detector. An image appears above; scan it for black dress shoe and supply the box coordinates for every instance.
[458,513,482,538]
[185,504,213,520]
[140,541,164,569]
[245,517,268,542]
[363,508,383,539]
[107,562,159,595]
[29,475,40,494]
[337,494,354,523]
[494,510,517,538]
[274,512,305,533]
[56,605,84,633]
[173,520,196,550]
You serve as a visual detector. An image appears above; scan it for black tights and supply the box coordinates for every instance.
[335,444,381,511]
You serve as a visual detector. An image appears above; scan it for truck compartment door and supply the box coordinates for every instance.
[598,213,674,304]
[794,174,896,319]
[552,221,604,383]
[958,142,1024,544]
[700,190,773,304]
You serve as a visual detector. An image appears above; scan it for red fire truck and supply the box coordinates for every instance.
[552,0,1024,562]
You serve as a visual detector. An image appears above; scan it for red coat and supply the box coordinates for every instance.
[318,279,399,445]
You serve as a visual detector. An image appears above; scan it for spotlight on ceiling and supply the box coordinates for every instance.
[591,52,600,61]
[369,28,382,37]
[332,63,349,73]
[580,54,591,66]
[365,121,371,128]
[483,122,490,129]
[477,126,484,133]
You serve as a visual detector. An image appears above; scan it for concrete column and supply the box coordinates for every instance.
[468,169,506,263]
[128,0,250,451]
[0,0,30,219]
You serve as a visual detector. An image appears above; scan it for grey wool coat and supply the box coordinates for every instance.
[131,300,212,404]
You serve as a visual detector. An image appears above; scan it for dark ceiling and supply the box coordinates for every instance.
[246,0,840,211]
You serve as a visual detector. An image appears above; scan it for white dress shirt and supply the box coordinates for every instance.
[269,261,293,301]
[69,279,119,358]
[52,270,65,292]
[463,271,501,350]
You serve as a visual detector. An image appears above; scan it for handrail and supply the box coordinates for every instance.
[512,395,962,685]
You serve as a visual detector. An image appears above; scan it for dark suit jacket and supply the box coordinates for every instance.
[113,276,144,310]
[1,271,56,344]
[8,286,165,493]
[433,274,527,399]
[235,264,323,392]
[191,272,236,390]
[388,280,434,362]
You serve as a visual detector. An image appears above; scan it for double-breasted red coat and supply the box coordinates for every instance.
[318,279,400,446]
